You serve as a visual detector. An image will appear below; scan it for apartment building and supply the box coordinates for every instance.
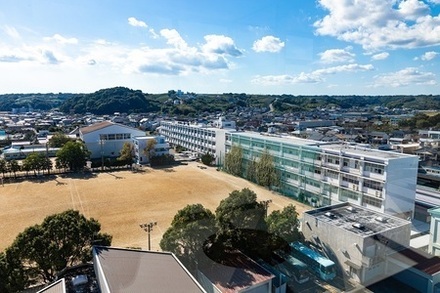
[159,121,418,218]
[229,132,418,218]
[159,119,235,164]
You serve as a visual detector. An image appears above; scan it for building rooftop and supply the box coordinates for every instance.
[390,247,440,276]
[80,121,113,134]
[200,250,274,293]
[93,246,206,293]
[36,278,66,293]
[305,203,410,238]
[231,131,415,160]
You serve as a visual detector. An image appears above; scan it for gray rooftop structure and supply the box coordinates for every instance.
[93,246,206,293]
[36,278,66,293]
[305,202,410,238]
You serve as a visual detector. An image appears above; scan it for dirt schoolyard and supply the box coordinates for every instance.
[0,162,310,252]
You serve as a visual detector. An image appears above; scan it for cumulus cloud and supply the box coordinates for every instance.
[371,52,390,60]
[252,63,373,85]
[421,51,439,60]
[160,29,189,50]
[319,48,355,63]
[202,35,243,56]
[128,17,148,28]
[314,0,440,50]
[373,67,436,87]
[44,34,78,45]
[252,36,285,53]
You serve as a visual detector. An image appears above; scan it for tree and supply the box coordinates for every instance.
[224,145,243,177]
[48,132,73,148]
[160,204,216,271]
[2,210,112,290]
[215,188,266,248]
[255,149,280,189]
[117,142,134,166]
[0,159,7,178]
[56,141,90,172]
[266,205,302,244]
[7,160,20,178]
[201,152,215,166]
[246,157,257,182]
[23,153,44,176]
[144,139,157,163]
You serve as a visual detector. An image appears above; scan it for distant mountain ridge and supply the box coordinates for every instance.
[0,87,439,115]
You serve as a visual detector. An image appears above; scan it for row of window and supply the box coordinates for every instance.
[100,133,131,140]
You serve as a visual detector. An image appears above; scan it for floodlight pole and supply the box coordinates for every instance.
[140,222,157,250]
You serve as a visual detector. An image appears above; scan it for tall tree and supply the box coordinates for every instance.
[215,188,266,249]
[0,159,7,178]
[7,160,20,178]
[55,141,90,172]
[47,132,73,148]
[117,142,134,166]
[255,149,279,189]
[3,210,112,289]
[23,153,44,176]
[144,139,157,162]
[160,204,216,271]
[224,145,243,177]
[266,205,302,244]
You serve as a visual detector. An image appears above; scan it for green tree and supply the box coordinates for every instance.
[0,159,7,178]
[201,152,215,166]
[56,141,89,172]
[48,132,73,148]
[160,204,216,271]
[3,210,112,289]
[23,153,44,176]
[224,145,243,177]
[117,142,134,166]
[246,157,257,182]
[215,188,266,246]
[144,139,157,163]
[255,149,279,189]
[266,205,302,244]
[7,160,20,178]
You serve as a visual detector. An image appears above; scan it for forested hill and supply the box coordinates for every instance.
[0,93,74,111]
[0,87,440,115]
[58,87,161,114]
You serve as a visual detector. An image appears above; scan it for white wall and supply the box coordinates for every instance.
[384,155,418,218]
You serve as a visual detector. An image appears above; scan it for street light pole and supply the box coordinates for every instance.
[139,222,157,250]
[260,199,272,218]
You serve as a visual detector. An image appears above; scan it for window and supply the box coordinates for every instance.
[364,162,384,175]
[364,179,383,191]
[363,195,382,208]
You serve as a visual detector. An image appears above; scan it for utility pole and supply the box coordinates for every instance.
[139,222,157,250]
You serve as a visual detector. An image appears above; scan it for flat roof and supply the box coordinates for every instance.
[37,278,66,293]
[231,132,414,160]
[305,203,410,237]
[390,247,440,276]
[93,246,205,293]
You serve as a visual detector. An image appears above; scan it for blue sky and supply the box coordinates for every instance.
[0,0,439,95]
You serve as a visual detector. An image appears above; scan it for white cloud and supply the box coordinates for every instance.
[252,36,285,53]
[160,29,189,50]
[252,63,373,85]
[2,25,20,40]
[314,0,440,50]
[398,0,430,20]
[202,35,243,56]
[128,17,148,28]
[373,67,436,87]
[44,34,78,45]
[421,51,439,60]
[219,78,232,83]
[371,52,390,60]
[319,48,355,63]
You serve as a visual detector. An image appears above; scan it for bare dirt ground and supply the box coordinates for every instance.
[0,162,310,252]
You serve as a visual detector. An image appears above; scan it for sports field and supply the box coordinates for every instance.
[0,162,309,252]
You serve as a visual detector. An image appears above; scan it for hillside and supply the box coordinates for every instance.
[58,87,160,114]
